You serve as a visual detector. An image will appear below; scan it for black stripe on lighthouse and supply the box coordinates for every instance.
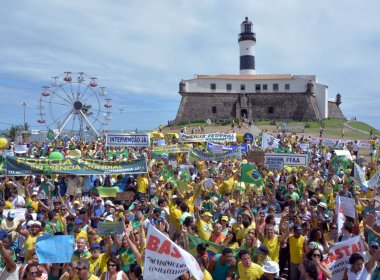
[240,55,255,70]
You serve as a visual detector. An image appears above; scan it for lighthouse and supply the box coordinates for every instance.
[239,17,256,75]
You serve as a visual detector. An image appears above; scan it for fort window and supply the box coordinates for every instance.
[263,84,268,90]
[285,84,290,90]
[212,106,217,113]
[255,84,261,91]
[226,84,232,91]
[240,84,245,90]
[273,84,279,91]
[268,107,274,114]
[210,83,216,90]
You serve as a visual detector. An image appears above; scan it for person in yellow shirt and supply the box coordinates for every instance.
[136,174,149,201]
[74,219,88,241]
[166,194,183,231]
[88,240,111,277]
[195,206,213,241]
[262,224,289,263]
[237,249,263,280]
[288,225,306,280]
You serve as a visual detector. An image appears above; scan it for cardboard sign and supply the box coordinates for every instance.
[106,133,150,147]
[265,153,309,167]
[115,191,135,201]
[36,235,74,264]
[246,150,265,165]
[97,221,124,235]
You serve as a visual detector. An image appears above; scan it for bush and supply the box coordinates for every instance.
[304,122,311,128]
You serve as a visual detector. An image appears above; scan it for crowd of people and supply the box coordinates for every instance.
[0,130,379,280]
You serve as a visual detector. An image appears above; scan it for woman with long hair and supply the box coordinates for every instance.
[305,248,332,279]
[128,264,142,280]
[307,228,329,253]
[100,257,128,280]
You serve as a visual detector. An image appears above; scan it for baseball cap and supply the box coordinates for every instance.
[317,202,327,209]
[7,211,16,219]
[221,216,229,222]
[254,244,269,255]
[203,212,213,217]
[90,243,101,249]
[74,218,83,225]
[32,192,38,196]
[370,241,379,249]
[96,196,102,201]
[293,224,302,231]
[104,200,115,207]
[153,208,162,214]
[73,200,80,205]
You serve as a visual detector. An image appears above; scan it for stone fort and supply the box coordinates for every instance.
[175,17,345,123]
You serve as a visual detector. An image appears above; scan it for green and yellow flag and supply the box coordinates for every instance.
[187,233,239,258]
[241,164,264,186]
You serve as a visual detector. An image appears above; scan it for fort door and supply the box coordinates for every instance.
[241,109,248,119]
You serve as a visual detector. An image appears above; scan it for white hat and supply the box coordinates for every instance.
[262,261,280,274]
[317,202,327,209]
[105,215,114,222]
[32,192,38,196]
[104,200,115,207]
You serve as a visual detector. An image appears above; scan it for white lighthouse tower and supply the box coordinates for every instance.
[239,17,256,75]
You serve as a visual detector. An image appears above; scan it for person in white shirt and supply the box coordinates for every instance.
[343,251,380,280]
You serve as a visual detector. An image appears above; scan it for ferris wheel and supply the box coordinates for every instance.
[37,72,112,139]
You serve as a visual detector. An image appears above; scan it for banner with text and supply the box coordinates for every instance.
[97,221,124,235]
[188,146,242,162]
[106,133,150,147]
[206,142,248,154]
[265,153,309,167]
[179,133,236,143]
[324,236,365,280]
[6,157,148,176]
[335,196,356,219]
[153,145,190,154]
[310,137,371,148]
[144,224,203,280]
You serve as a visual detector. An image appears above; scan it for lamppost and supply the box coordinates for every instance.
[119,107,125,132]
[21,102,28,131]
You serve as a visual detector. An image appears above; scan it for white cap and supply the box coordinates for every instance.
[262,261,280,274]
[105,215,114,222]
[104,200,115,206]
[32,192,38,196]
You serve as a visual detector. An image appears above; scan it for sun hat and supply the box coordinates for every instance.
[262,261,280,274]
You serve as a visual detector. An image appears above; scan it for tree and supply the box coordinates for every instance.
[4,122,30,142]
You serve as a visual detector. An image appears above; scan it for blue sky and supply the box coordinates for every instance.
[0,0,379,132]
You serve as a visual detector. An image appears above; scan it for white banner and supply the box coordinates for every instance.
[144,224,203,280]
[106,133,150,147]
[15,145,28,154]
[310,137,371,148]
[325,236,365,280]
[335,196,356,219]
[265,153,309,167]
[261,133,280,150]
[3,208,26,220]
[179,133,236,143]
[188,146,242,162]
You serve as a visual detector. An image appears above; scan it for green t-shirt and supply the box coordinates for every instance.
[119,247,136,273]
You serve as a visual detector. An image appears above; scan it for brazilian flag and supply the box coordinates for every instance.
[47,129,55,141]
[330,155,352,174]
[241,164,264,186]
[160,166,173,181]
[180,170,191,184]
[188,233,239,259]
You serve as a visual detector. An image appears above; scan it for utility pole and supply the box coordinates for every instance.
[21,102,28,131]
[119,107,125,132]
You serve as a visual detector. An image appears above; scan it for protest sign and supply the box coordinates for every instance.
[144,224,203,280]
[115,191,135,201]
[96,187,120,198]
[15,145,28,154]
[265,153,309,167]
[106,133,150,147]
[204,178,213,188]
[36,235,74,264]
[335,196,356,219]
[188,146,241,162]
[324,236,365,280]
[3,208,26,219]
[265,157,284,170]
[2,150,14,157]
[97,221,124,235]
[179,133,236,143]
[153,145,190,154]
[206,142,248,154]
[261,133,280,149]
[246,150,265,165]
[6,157,147,176]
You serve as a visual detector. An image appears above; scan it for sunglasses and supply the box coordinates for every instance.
[331,227,337,230]
[108,263,116,267]
[313,254,321,257]
[75,267,85,272]
[29,271,39,276]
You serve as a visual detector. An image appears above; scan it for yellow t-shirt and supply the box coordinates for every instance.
[74,274,99,280]
[236,223,255,243]
[289,235,305,264]
[264,235,280,263]
[237,262,263,280]
[4,201,13,209]
[26,198,39,212]
[196,219,212,241]
[89,253,109,275]
[136,176,149,194]
[168,201,182,230]
[25,234,40,261]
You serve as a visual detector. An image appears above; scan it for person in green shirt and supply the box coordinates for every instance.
[44,211,63,234]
